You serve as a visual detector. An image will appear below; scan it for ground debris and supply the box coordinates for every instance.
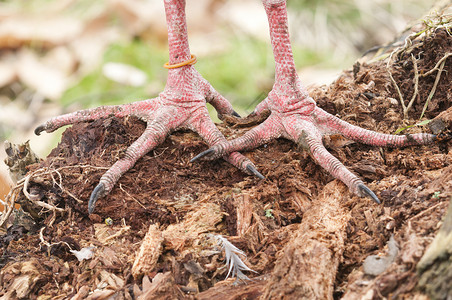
[4,140,40,183]
[71,246,96,262]
[0,258,50,299]
[363,235,398,276]
[134,272,186,300]
[417,197,452,300]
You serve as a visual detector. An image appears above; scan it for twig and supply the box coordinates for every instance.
[404,54,420,119]
[421,52,452,77]
[51,169,83,204]
[39,226,74,256]
[0,188,19,227]
[385,26,451,120]
[419,53,450,119]
[388,70,406,115]
[152,147,169,158]
[386,50,407,118]
[22,171,64,213]
[408,201,448,222]
[119,184,146,209]
[48,210,57,228]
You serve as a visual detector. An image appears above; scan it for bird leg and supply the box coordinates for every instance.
[191,0,437,203]
[35,0,262,214]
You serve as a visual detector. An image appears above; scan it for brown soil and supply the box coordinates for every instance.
[1,27,451,299]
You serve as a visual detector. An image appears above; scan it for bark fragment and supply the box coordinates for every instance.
[417,197,452,299]
[136,272,186,300]
[132,224,164,279]
[262,181,351,299]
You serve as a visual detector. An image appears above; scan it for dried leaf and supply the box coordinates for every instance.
[102,62,147,87]
[0,60,16,88]
[0,15,82,48]
[16,50,69,100]
[70,16,121,72]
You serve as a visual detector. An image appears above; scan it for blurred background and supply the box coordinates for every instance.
[0,0,439,200]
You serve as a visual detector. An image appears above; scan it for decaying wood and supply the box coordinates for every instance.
[235,193,254,237]
[132,224,164,279]
[429,106,452,135]
[162,202,223,253]
[70,286,90,300]
[417,197,452,299]
[222,109,271,128]
[341,194,449,299]
[132,202,223,279]
[135,272,186,300]
[0,258,50,299]
[262,181,351,299]
[197,275,270,300]
[4,140,40,184]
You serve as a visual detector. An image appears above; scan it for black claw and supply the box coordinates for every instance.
[88,183,105,214]
[190,148,215,162]
[232,110,241,118]
[358,184,380,204]
[246,164,265,180]
[34,124,46,136]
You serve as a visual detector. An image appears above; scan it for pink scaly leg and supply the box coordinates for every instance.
[192,0,439,203]
[35,0,261,214]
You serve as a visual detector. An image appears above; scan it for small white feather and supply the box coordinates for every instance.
[212,235,257,281]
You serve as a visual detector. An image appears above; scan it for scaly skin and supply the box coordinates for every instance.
[192,0,437,203]
[35,0,263,214]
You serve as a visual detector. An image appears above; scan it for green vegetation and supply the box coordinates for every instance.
[265,209,275,219]
[61,40,167,108]
[60,34,345,118]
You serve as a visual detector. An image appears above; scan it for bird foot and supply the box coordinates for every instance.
[192,0,437,203]
[192,105,436,202]
[36,65,262,214]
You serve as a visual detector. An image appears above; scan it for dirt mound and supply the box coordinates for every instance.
[1,25,451,299]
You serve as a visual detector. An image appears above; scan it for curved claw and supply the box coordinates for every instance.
[88,183,106,214]
[232,110,241,118]
[358,183,380,204]
[34,124,46,136]
[246,164,265,180]
[190,148,216,162]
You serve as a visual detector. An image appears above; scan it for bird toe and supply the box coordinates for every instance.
[357,183,380,204]
[34,124,46,136]
[246,164,265,180]
[88,183,106,214]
